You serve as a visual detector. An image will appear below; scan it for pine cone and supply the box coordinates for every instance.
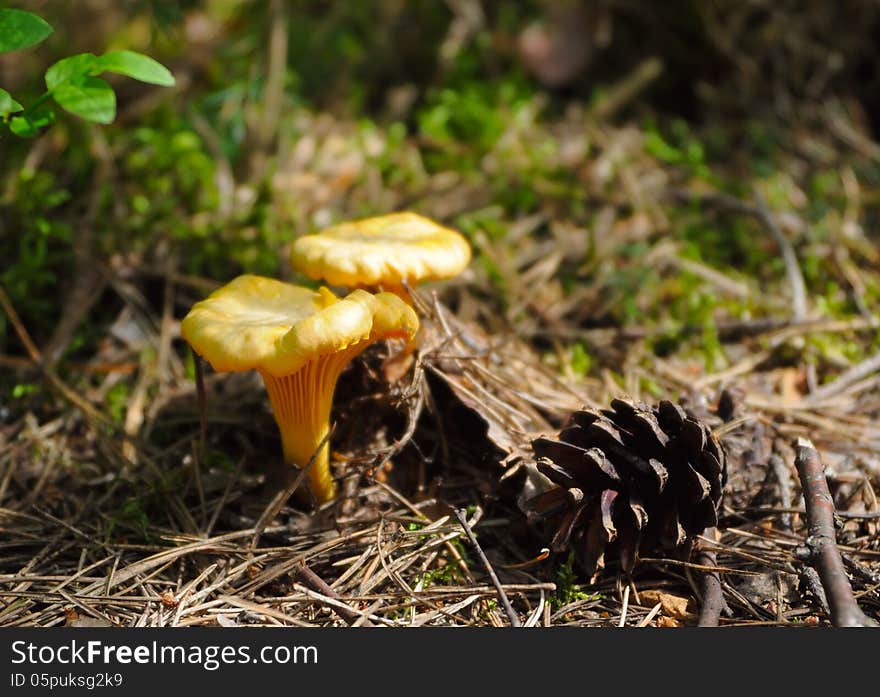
[526,398,726,576]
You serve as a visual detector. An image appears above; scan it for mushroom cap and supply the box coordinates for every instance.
[290,212,472,288]
[180,274,419,377]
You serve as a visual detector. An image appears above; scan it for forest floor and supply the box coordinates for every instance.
[1,2,879,627]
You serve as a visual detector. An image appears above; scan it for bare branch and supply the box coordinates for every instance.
[454,508,521,627]
[794,439,876,627]
[295,563,375,627]
[696,528,726,627]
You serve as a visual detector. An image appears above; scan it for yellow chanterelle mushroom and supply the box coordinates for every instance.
[180,274,419,503]
[290,212,471,299]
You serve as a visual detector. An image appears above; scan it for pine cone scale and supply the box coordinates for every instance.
[532,437,622,486]
[647,458,669,492]
[684,463,712,502]
[536,457,580,489]
[608,398,671,452]
[551,502,587,551]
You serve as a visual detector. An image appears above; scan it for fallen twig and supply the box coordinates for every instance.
[42,132,113,368]
[194,349,208,461]
[668,188,808,319]
[250,425,335,547]
[768,454,794,530]
[803,349,880,405]
[752,191,808,321]
[0,286,110,427]
[591,57,663,120]
[295,562,375,627]
[800,566,830,616]
[793,438,876,626]
[696,528,725,627]
[840,551,880,587]
[454,508,521,627]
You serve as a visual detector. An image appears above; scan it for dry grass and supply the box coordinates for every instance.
[1,276,878,627]
[2,77,880,627]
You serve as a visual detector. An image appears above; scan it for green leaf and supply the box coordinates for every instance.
[7,117,35,137]
[52,77,115,124]
[97,50,175,86]
[0,88,23,118]
[45,53,98,90]
[0,9,53,54]
[9,107,56,137]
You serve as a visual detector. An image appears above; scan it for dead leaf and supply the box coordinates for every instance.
[381,348,415,384]
[161,589,179,608]
[655,616,682,627]
[641,590,693,620]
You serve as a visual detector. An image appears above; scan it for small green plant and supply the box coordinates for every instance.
[421,538,470,587]
[0,7,174,137]
[643,118,715,182]
[568,343,592,377]
[11,382,39,399]
[108,496,151,541]
[552,552,603,608]
[105,381,131,425]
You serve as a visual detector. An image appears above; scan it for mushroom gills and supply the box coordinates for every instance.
[259,341,366,502]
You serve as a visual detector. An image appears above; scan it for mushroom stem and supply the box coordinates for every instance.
[259,343,364,503]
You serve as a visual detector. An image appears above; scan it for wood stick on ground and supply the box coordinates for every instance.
[590,57,663,120]
[840,551,880,586]
[0,285,109,427]
[800,566,830,616]
[768,454,794,530]
[250,425,335,548]
[295,563,374,627]
[794,438,876,627]
[667,188,808,319]
[194,350,208,462]
[0,286,42,363]
[696,528,725,627]
[752,190,808,321]
[803,349,880,405]
[454,508,521,627]
[42,133,113,368]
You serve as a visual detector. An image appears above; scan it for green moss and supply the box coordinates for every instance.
[569,343,592,378]
[105,381,130,425]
